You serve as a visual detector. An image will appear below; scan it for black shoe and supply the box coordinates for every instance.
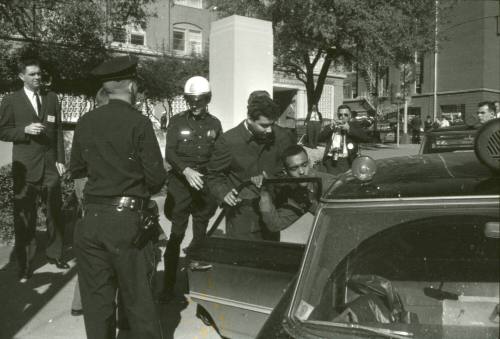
[46,257,70,269]
[71,309,83,316]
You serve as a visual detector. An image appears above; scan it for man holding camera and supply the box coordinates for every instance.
[70,56,166,339]
[318,104,372,176]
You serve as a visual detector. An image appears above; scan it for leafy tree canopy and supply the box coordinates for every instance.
[139,54,209,114]
[0,0,156,95]
[211,0,449,115]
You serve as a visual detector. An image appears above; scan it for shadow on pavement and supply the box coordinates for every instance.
[0,231,77,339]
[155,257,189,339]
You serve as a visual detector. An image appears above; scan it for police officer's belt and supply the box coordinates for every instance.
[84,195,148,211]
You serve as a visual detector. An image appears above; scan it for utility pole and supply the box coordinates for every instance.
[433,0,439,121]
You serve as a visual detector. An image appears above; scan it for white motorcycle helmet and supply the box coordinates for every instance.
[184,76,211,114]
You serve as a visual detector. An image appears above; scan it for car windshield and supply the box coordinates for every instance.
[290,205,499,338]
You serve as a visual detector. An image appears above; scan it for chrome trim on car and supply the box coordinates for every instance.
[322,195,500,204]
[189,292,273,315]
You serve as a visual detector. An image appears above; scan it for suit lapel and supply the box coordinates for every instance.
[19,90,41,121]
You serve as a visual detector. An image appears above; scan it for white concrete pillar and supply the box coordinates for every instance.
[0,141,11,168]
[209,15,273,131]
[296,90,308,119]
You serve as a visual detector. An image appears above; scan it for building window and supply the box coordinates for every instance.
[415,53,424,94]
[174,0,203,9]
[112,25,146,46]
[441,104,465,125]
[112,27,127,43]
[172,28,202,55]
[130,33,145,46]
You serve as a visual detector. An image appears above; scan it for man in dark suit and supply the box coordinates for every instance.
[318,105,372,176]
[207,92,294,240]
[0,58,68,282]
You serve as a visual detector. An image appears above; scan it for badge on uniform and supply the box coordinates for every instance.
[47,115,55,123]
[181,130,191,135]
[207,129,216,138]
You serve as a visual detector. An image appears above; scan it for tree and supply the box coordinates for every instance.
[139,54,209,117]
[211,0,447,119]
[0,0,157,94]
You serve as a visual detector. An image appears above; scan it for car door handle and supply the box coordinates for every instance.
[188,261,213,271]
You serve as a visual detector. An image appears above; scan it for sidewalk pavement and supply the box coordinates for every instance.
[0,198,221,339]
[0,142,419,339]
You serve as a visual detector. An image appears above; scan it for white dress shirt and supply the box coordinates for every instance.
[24,87,42,116]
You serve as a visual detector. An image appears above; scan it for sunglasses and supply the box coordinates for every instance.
[338,113,350,118]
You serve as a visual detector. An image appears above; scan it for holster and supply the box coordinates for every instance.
[132,200,163,249]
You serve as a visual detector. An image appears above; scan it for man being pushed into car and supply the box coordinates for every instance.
[259,145,335,232]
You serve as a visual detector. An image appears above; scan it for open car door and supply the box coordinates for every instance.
[187,177,321,339]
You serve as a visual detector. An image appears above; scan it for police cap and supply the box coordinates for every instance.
[91,55,138,82]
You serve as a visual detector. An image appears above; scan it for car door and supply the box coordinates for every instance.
[187,177,321,339]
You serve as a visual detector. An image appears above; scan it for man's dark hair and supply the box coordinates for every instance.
[247,95,280,121]
[281,144,308,166]
[17,58,41,74]
[477,101,495,112]
[247,90,270,104]
[337,104,352,114]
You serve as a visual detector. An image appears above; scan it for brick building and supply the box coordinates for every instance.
[343,0,499,126]
[411,0,500,124]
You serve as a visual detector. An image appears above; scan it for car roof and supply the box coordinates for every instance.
[426,124,479,135]
[325,152,499,200]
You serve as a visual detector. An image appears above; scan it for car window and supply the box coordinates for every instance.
[208,178,321,244]
[292,208,499,336]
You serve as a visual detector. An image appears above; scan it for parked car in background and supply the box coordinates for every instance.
[419,124,478,154]
[188,120,500,339]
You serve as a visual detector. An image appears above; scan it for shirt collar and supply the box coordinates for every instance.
[242,120,254,143]
[24,86,39,98]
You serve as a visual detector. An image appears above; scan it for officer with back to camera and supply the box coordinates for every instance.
[160,76,222,303]
[70,55,166,339]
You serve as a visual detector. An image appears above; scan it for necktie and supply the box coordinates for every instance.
[34,93,42,117]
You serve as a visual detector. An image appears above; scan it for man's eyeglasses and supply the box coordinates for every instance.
[338,113,350,118]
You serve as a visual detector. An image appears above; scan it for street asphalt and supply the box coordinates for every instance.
[0,143,419,339]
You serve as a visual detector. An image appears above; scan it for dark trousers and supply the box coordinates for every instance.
[163,172,217,292]
[13,169,63,270]
[306,121,322,148]
[74,203,161,339]
[323,157,351,177]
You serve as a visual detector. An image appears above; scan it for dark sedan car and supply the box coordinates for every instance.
[419,124,478,154]
[187,120,500,339]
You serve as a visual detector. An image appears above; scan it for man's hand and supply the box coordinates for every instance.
[56,162,66,176]
[340,122,350,132]
[223,188,241,206]
[24,123,45,135]
[182,167,204,190]
[250,171,268,189]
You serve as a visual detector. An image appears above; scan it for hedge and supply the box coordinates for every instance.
[0,164,76,244]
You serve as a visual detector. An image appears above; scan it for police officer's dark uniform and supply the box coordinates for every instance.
[162,87,222,302]
[70,56,166,339]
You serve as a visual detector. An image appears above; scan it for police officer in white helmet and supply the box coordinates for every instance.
[160,76,222,303]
